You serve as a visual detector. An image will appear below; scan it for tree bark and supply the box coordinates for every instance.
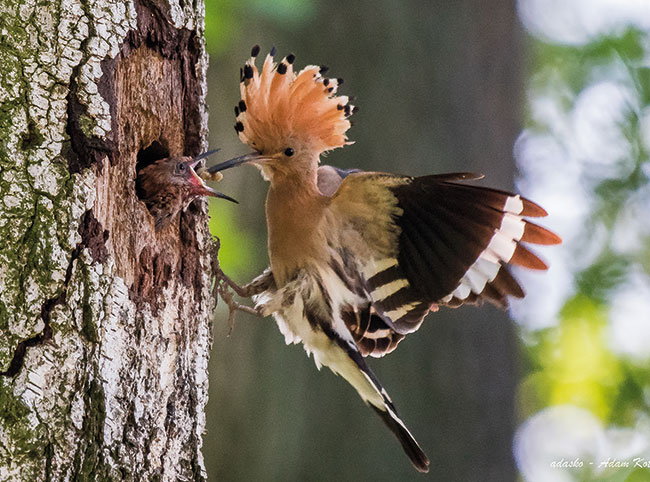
[0,0,214,480]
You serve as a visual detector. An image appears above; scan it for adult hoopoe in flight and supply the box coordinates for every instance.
[209,46,561,473]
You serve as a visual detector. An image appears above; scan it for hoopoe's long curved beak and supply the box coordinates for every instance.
[205,151,273,175]
[194,148,221,161]
[188,157,238,204]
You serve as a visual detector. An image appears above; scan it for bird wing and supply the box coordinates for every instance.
[330,171,561,352]
[340,303,406,357]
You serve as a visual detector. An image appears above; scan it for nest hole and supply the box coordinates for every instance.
[135,140,170,201]
[136,140,169,172]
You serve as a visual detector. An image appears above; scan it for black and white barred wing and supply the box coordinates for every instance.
[331,172,561,356]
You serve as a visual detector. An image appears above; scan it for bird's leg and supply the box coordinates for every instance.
[220,267,275,298]
[216,281,263,335]
[214,267,275,335]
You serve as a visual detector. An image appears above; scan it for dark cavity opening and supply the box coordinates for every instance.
[136,140,169,172]
[135,140,170,201]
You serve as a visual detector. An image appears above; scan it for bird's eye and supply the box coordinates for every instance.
[176,162,186,174]
[284,147,294,157]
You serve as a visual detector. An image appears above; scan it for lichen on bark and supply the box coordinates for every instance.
[0,0,215,480]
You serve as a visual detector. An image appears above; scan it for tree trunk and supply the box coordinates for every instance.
[0,0,214,480]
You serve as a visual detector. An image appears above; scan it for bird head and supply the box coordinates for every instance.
[136,150,237,231]
[139,152,234,200]
[209,46,357,182]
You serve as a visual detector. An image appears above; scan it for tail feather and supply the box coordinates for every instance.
[371,404,430,473]
[357,356,431,473]
[318,317,430,472]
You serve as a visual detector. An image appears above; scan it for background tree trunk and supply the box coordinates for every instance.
[0,0,215,480]
[206,0,522,480]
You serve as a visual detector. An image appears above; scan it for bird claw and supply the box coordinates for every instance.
[215,268,265,336]
[218,270,267,298]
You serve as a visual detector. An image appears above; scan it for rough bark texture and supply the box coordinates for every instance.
[0,0,214,480]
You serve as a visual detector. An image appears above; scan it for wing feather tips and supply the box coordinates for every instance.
[480,283,509,308]
[421,176,549,219]
[387,175,560,309]
[520,197,549,217]
[490,266,525,299]
[510,243,549,270]
[370,405,430,473]
[522,221,562,245]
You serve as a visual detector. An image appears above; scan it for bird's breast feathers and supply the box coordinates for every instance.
[252,262,386,408]
[254,261,362,352]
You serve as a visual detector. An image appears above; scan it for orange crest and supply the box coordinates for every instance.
[234,46,356,156]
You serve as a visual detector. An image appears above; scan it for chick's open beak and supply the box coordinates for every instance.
[188,159,238,204]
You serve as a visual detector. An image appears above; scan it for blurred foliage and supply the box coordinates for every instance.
[518,22,650,482]
[204,0,314,55]
[208,198,259,277]
[527,29,648,101]
[536,295,622,420]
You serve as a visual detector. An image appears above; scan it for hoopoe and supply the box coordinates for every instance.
[209,46,561,473]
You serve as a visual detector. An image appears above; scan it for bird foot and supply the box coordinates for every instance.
[218,267,275,297]
[214,268,266,335]
[218,271,256,298]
